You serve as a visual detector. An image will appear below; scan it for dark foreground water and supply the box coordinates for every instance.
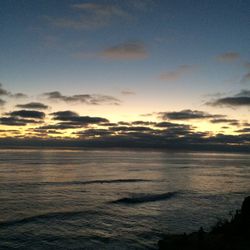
[0,149,249,249]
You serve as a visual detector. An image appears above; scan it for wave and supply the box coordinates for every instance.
[0,210,96,228]
[111,191,178,204]
[66,179,151,185]
[0,179,152,188]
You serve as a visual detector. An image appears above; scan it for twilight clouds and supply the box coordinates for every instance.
[0,1,250,151]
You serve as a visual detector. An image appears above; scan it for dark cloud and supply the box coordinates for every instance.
[0,99,6,106]
[109,126,154,133]
[154,122,193,135]
[51,111,78,120]
[208,90,250,107]
[154,121,184,128]
[210,118,239,126]
[100,42,147,60]
[38,112,110,130]
[31,128,63,135]
[0,129,21,136]
[99,122,118,127]
[216,52,240,62]
[0,83,27,99]
[1,121,250,152]
[16,102,49,110]
[131,121,155,126]
[236,128,250,133]
[235,90,250,97]
[158,109,224,120]
[118,121,131,125]
[7,110,45,119]
[74,129,112,137]
[50,111,109,127]
[44,91,121,105]
[159,125,195,137]
[242,122,250,127]
[0,117,41,126]
[0,83,9,96]
[37,123,81,130]
[72,122,195,140]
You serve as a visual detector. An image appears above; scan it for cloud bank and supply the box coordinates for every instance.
[158,109,224,120]
[44,91,121,105]
[208,90,250,107]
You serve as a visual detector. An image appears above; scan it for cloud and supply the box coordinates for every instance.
[109,126,154,133]
[74,129,113,137]
[7,110,45,119]
[131,121,155,125]
[121,90,136,95]
[51,110,78,120]
[72,121,195,141]
[16,102,49,110]
[210,118,239,126]
[118,121,130,126]
[0,83,27,99]
[0,117,41,126]
[43,91,121,105]
[236,127,250,133]
[160,65,194,81]
[235,90,250,97]
[154,122,192,130]
[100,42,147,60]
[208,90,250,107]
[0,83,9,96]
[240,72,250,84]
[216,52,240,62]
[37,124,81,130]
[10,93,27,98]
[35,110,109,131]
[211,97,250,107]
[48,3,129,30]
[158,109,224,120]
[1,115,250,152]
[0,99,6,106]
[50,111,109,127]
[239,62,250,83]
[1,132,250,152]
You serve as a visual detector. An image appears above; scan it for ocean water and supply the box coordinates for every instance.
[0,149,249,250]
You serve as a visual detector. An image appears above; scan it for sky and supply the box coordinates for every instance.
[0,0,250,150]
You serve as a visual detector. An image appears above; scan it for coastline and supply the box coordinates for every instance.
[158,196,250,250]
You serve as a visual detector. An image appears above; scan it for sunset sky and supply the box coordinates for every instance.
[0,0,250,150]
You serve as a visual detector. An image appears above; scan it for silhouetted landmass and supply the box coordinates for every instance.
[158,196,250,250]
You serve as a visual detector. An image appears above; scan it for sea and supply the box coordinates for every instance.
[0,149,249,249]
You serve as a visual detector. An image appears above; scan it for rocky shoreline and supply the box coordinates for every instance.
[158,196,250,250]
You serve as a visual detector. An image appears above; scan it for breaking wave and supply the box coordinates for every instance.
[111,191,179,204]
